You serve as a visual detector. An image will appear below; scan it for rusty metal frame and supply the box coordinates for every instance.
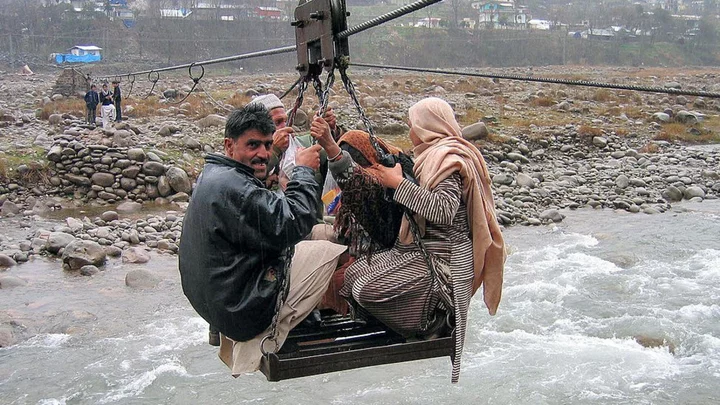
[259,313,454,381]
[293,0,349,75]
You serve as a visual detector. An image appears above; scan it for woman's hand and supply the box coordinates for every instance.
[366,163,404,189]
[310,116,342,160]
[310,116,333,147]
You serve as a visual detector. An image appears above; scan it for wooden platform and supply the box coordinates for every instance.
[259,313,453,381]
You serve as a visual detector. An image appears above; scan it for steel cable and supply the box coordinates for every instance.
[100,0,445,79]
[336,0,443,39]
[350,62,720,99]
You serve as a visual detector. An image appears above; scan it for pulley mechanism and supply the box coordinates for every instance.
[292,0,349,76]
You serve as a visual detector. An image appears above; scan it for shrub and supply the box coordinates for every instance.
[530,96,555,107]
[38,99,85,120]
[578,125,603,137]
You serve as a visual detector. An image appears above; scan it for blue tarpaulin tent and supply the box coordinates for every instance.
[55,45,102,64]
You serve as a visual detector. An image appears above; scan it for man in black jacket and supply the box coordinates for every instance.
[179,103,346,376]
[83,84,99,125]
[112,80,122,122]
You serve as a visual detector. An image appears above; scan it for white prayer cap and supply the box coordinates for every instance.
[251,94,284,111]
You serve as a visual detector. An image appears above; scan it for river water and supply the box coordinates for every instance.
[1,201,719,404]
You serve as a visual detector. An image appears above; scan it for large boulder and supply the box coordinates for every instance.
[61,240,106,270]
[166,167,192,194]
[197,114,227,129]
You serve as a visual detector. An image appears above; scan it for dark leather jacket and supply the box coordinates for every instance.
[179,153,320,342]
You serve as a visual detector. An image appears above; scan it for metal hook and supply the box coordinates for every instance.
[148,70,160,84]
[125,74,136,99]
[143,71,160,100]
[189,63,205,83]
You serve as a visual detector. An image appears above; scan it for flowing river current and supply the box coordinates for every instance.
[1,201,719,404]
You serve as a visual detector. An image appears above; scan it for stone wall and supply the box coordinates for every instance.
[46,134,193,204]
[52,68,90,98]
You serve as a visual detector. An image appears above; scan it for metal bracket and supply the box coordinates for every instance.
[293,0,349,75]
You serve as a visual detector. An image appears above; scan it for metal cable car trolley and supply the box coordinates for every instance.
[257,0,454,382]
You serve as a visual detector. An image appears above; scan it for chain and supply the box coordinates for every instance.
[279,76,303,100]
[313,67,335,119]
[125,74,136,99]
[260,246,294,355]
[200,85,234,112]
[337,58,397,166]
[142,71,160,100]
[287,77,309,128]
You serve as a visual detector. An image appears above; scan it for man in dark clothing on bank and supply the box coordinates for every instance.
[112,80,122,122]
[83,84,99,125]
[179,104,345,375]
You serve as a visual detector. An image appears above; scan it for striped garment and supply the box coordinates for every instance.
[330,152,473,383]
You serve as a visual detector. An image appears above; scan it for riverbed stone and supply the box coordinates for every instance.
[91,172,115,187]
[127,148,146,162]
[157,176,172,197]
[125,269,161,289]
[0,275,27,288]
[197,114,226,129]
[492,174,514,186]
[116,201,142,213]
[166,167,192,194]
[0,201,20,217]
[516,173,535,188]
[142,161,166,176]
[0,254,17,268]
[592,136,608,148]
[61,240,107,271]
[540,209,564,223]
[120,178,137,191]
[615,175,630,189]
[462,122,489,141]
[168,192,189,203]
[100,210,119,222]
[46,232,76,254]
[683,186,705,200]
[104,246,122,257]
[662,186,683,202]
[79,265,100,276]
[122,247,151,264]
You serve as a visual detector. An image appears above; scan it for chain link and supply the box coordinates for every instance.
[261,246,294,355]
[287,78,309,128]
[337,59,398,167]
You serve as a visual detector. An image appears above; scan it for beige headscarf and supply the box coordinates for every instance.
[399,97,506,315]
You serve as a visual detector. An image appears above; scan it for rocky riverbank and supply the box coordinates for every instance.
[1,66,720,346]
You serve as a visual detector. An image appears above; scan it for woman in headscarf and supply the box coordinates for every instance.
[310,97,506,383]
[317,130,408,315]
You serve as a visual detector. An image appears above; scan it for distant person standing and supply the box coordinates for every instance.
[99,83,115,129]
[112,80,122,122]
[83,84,99,125]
